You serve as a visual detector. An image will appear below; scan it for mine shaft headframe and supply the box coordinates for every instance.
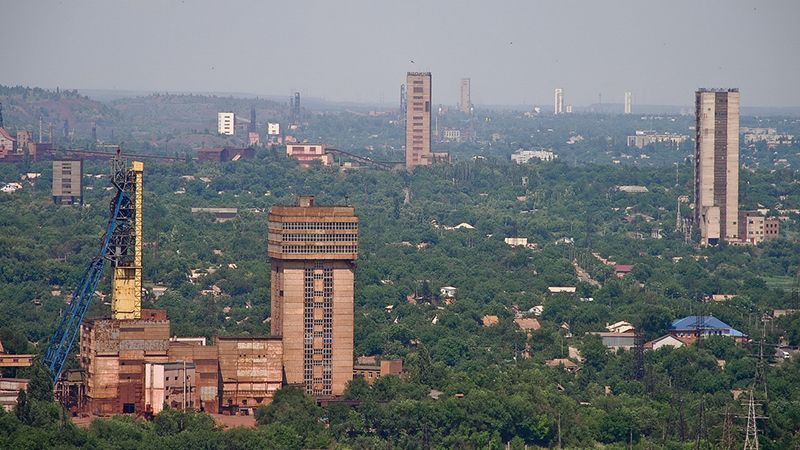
[109,147,145,320]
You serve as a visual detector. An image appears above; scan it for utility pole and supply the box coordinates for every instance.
[182,360,187,411]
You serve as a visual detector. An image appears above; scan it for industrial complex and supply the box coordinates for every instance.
[11,152,372,417]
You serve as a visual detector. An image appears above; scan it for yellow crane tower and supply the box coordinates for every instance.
[110,159,144,319]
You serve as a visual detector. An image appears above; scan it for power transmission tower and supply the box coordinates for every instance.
[694,396,706,449]
[754,319,769,402]
[743,388,761,450]
[720,404,735,450]
[633,330,645,380]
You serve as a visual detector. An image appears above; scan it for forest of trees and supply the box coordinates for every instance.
[1,147,799,448]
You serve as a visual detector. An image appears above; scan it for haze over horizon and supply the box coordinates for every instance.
[2,0,798,107]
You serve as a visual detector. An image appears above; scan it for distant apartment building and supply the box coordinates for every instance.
[406,72,432,170]
[267,123,280,135]
[624,92,632,114]
[554,88,564,115]
[738,211,780,244]
[695,88,740,246]
[626,131,689,148]
[0,128,15,158]
[353,359,404,385]
[268,196,358,397]
[459,78,471,114]
[441,128,462,143]
[286,144,333,167]
[248,132,260,146]
[217,112,235,136]
[52,160,83,205]
[511,148,556,164]
[741,127,793,148]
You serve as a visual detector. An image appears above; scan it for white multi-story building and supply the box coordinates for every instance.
[267,122,281,136]
[511,148,557,164]
[554,88,564,115]
[217,112,235,136]
[624,92,632,114]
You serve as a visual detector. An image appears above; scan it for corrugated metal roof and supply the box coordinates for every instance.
[670,316,745,337]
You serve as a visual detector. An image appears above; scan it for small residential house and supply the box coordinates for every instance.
[589,331,637,350]
[481,315,499,327]
[669,316,748,343]
[614,265,634,279]
[605,321,635,334]
[548,286,577,294]
[644,335,689,350]
[545,358,580,373]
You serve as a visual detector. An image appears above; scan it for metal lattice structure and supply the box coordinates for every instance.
[43,153,139,383]
[743,388,760,450]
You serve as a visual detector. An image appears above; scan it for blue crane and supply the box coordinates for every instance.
[43,188,129,383]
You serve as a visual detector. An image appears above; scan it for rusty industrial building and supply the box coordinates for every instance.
[268,196,358,397]
[69,165,359,415]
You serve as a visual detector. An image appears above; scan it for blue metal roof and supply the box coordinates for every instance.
[670,315,746,337]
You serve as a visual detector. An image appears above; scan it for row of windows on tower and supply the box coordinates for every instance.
[281,233,357,242]
[280,222,358,230]
[281,245,357,254]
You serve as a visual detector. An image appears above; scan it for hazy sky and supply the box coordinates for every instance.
[2,0,798,107]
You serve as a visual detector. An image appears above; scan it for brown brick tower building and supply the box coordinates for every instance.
[695,88,740,246]
[268,197,358,397]
[405,72,432,170]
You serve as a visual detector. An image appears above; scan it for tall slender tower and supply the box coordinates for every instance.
[405,72,432,170]
[694,88,740,246]
[554,88,564,115]
[110,158,144,319]
[624,92,632,114]
[268,196,358,397]
[459,78,471,114]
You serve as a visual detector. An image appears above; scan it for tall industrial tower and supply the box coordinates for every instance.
[405,72,432,170]
[624,92,632,114]
[459,78,472,114]
[110,156,144,320]
[399,84,407,115]
[268,196,358,397]
[554,88,564,115]
[694,88,740,246]
[291,92,301,125]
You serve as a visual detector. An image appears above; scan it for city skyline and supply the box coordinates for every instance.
[1,1,799,107]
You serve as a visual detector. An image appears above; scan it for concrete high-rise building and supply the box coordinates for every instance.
[268,196,358,397]
[459,78,471,114]
[52,160,83,205]
[624,92,632,114]
[217,112,234,136]
[405,72,432,170]
[694,88,740,246]
[554,88,564,115]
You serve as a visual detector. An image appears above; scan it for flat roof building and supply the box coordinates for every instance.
[459,78,471,114]
[406,72,432,170]
[624,92,632,114]
[286,144,333,167]
[695,89,740,246]
[554,88,564,115]
[52,160,83,205]
[217,112,235,136]
[268,196,358,397]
